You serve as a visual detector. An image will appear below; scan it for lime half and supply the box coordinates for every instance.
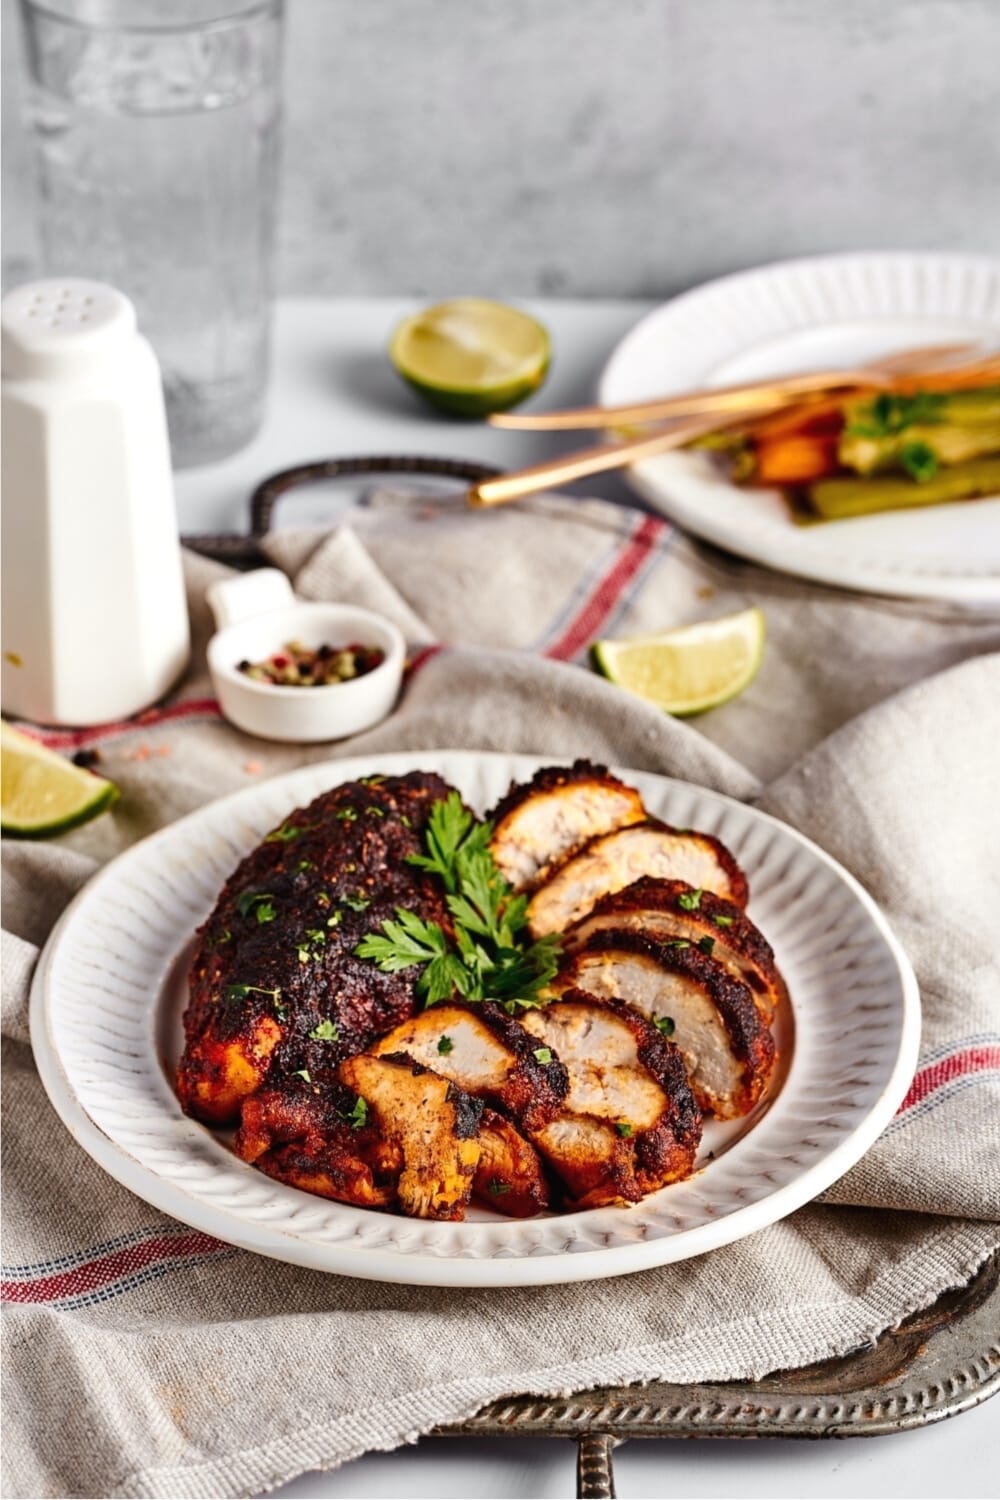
[592,608,766,716]
[389,298,550,417]
[1,721,119,838]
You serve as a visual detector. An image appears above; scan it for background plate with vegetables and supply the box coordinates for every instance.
[599,252,1000,604]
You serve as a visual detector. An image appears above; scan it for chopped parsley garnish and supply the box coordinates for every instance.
[235,890,277,923]
[223,982,281,1003]
[437,1035,454,1055]
[677,888,703,911]
[294,1068,312,1083]
[304,928,326,944]
[487,1178,512,1196]
[654,1015,676,1037]
[296,859,315,872]
[532,1047,553,1065]
[665,939,691,950]
[345,1096,368,1130]
[355,791,561,1008]
[207,927,233,947]
[296,945,311,964]
[698,935,716,955]
[342,893,370,912]
[712,914,734,928]
[264,821,307,844]
[326,911,342,928]
[616,1122,634,1139]
[365,806,385,818]
[336,807,358,822]
[309,1018,339,1042]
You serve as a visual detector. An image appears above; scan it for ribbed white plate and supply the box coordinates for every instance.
[599,252,1000,604]
[30,751,919,1287]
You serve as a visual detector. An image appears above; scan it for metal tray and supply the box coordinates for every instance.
[185,459,1000,1500]
[436,1249,1000,1498]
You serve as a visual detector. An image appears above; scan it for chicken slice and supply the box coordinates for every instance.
[474,1109,551,1217]
[527,820,749,938]
[370,1002,569,1133]
[564,876,784,1022]
[555,931,775,1119]
[234,1080,399,1208]
[519,991,701,1209]
[338,1053,482,1220]
[489,760,646,892]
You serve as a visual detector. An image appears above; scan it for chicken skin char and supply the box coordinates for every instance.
[177,771,454,1125]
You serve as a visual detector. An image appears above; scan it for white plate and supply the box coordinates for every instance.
[598,251,1000,604]
[30,751,919,1287]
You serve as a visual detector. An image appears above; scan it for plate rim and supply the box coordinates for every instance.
[29,748,921,1287]
[596,249,1000,605]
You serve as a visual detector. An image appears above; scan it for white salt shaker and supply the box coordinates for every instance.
[1,279,190,726]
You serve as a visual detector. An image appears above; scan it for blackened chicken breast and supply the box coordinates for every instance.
[178,772,453,1125]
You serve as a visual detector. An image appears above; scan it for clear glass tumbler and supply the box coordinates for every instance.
[19,0,284,467]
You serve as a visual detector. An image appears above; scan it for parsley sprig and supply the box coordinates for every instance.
[355,791,561,1008]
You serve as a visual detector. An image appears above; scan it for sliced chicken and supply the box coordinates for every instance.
[234,1080,400,1209]
[473,1108,551,1217]
[555,932,774,1119]
[564,876,785,1022]
[370,1002,569,1133]
[519,991,701,1209]
[527,820,749,938]
[489,759,646,892]
[338,1053,483,1221]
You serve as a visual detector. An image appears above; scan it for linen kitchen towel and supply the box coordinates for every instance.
[3,493,999,1499]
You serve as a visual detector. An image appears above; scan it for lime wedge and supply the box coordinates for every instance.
[592,608,766,716]
[389,298,550,417]
[1,721,119,838]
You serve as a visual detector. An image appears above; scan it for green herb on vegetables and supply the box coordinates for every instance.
[437,1035,454,1055]
[899,441,941,483]
[532,1047,553,1065]
[677,888,703,911]
[654,1016,676,1037]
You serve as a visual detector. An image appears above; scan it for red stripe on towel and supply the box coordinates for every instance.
[17,698,224,750]
[1,1231,227,1304]
[895,1045,1000,1115]
[544,514,668,662]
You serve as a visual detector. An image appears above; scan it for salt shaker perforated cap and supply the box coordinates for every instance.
[1,278,137,381]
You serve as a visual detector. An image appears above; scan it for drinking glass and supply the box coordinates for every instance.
[19,0,284,466]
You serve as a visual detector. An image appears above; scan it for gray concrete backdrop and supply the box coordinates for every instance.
[3,0,998,298]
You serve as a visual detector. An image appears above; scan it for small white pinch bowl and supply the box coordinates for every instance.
[205,570,406,743]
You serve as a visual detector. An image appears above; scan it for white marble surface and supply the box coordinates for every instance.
[172,296,650,535]
[172,296,1000,1500]
[5,0,999,297]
